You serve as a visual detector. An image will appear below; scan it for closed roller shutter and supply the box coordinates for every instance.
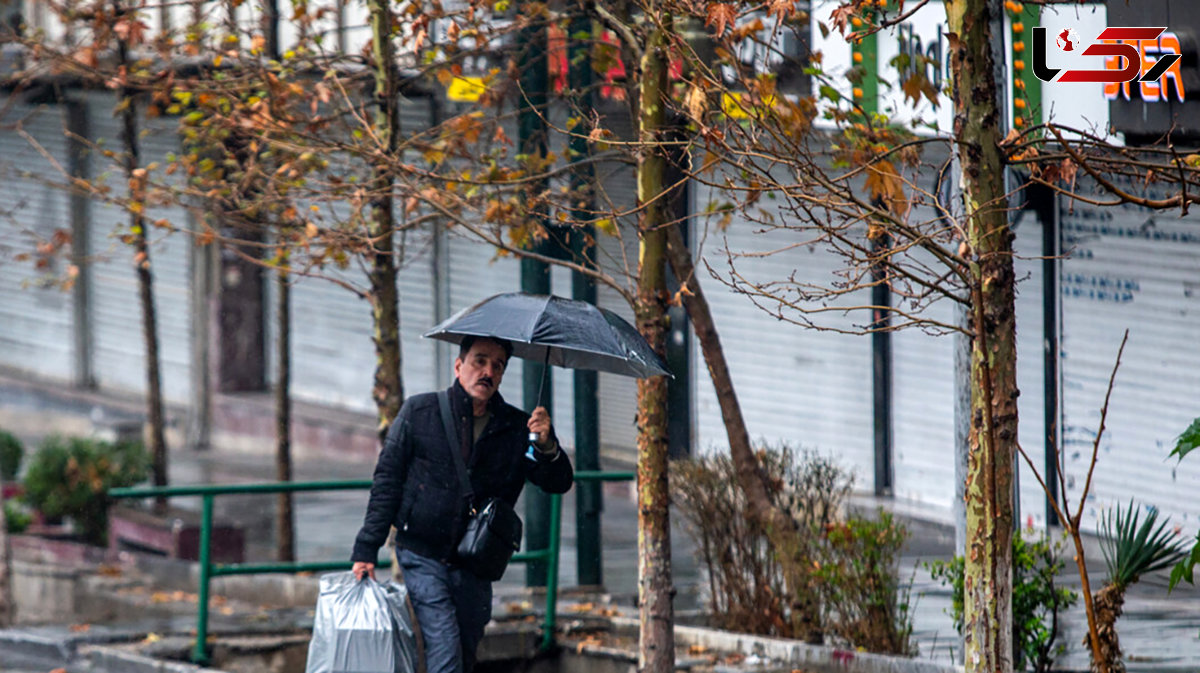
[888,192,1047,522]
[264,95,441,412]
[1059,179,1200,536]
[446,224,526,401]
[86,92,193,404]
[593,158,641,463]
[689,176,874,475]
[0,101,75,381]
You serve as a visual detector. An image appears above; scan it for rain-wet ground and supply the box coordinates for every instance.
[3,374,1200,671]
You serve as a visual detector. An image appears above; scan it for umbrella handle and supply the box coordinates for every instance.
[530,349,550,444]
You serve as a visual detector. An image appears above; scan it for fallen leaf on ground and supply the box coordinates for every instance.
[143,633,162,644]
[69,624,91,633]
[688,644,708,655]
[575,635,605,653]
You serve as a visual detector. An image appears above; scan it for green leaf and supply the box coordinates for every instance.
[1169,416,1200,462]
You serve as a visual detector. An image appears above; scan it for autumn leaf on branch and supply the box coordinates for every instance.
[864,160,909,216]
[829,3,858,36]
[766,0,802,22]
[705,3,737,38]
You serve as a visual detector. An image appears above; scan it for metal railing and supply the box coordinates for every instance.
[109,470,633,665]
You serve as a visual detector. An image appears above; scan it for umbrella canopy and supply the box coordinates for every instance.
[423,293,671,379]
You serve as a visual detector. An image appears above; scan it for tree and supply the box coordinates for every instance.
[676,1,1200,671]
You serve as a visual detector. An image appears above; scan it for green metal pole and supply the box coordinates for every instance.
[541,492,563,650]
[568,2,603,590]
[519,4,552,588]
[192,494,214,665]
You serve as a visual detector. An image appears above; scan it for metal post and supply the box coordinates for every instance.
[65,101,94,390]
[871,234,893,496]
[568,3,602,587]
[541,492,563,650]
[1039,185,1060,527]
[518,4,552,588]
[192,494,214,665]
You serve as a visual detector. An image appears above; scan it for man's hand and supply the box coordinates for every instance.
[352,561,376,581]
[528,406,554,452]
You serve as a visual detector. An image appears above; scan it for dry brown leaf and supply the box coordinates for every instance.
[705,3,737,38]
[69,624,91,632]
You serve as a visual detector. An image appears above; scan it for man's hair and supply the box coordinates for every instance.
[458,335,514,362]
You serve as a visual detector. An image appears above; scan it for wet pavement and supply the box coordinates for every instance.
[3,375,1200,671]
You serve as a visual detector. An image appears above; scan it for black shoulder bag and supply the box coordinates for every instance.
[437,391,523,581]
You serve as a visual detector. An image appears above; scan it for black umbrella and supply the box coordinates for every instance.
[423,292,671,407]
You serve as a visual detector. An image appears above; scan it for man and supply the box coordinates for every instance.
[351,335,574,673]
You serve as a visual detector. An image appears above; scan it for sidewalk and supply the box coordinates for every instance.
[2,374,1199,671]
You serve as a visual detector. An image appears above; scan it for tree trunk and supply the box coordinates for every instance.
[946,1,1016,672]
[663,224,821,641]
[635,19,674,673]
[117,6,168,506]
[1091,583,1126,673]
[367,0,403,435]
[276,250,295,562]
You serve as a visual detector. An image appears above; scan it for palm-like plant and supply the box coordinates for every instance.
[1091,501,1186,672]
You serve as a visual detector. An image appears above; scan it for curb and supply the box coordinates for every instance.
[0,630,75,664]
[609,617,963,673]
[79,644,231,673]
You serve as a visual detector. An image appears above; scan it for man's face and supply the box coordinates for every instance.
[455,339,508,405]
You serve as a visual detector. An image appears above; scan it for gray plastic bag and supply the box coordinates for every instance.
[306,571,420,673]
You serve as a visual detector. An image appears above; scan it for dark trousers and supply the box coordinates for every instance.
[398,549,493,673]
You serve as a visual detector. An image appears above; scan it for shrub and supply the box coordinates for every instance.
[22,435,149,545]
[4,499,31,534]
[928,530,1077,672]
[672,446,861,643]
[813,511,915,655]
[0,430,22,481]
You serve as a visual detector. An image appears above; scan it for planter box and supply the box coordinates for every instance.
[108,503,245,564]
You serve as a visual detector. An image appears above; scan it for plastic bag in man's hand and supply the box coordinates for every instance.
[306,571,420,673]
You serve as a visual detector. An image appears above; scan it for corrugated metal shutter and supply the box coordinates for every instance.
[0,101,75,381]
[689,181,875,476]
[86,92,193,404]
[271,263,378,413]
[1013,213,1049,528]
[1059,182,1200,536]
[445,225,526,399]
[888,197,1047,522]
[263,95,442,413]
[593,159,641,463]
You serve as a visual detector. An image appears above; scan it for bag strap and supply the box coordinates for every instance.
[437,390,475,507]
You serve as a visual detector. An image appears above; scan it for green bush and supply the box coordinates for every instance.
[0,430,22,481]
[814,511,916,655]
[22,435,149,545]
[4,499,31,534]
[928,530,1077,672]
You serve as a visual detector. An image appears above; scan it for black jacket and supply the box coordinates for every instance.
[351,381,574,565]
